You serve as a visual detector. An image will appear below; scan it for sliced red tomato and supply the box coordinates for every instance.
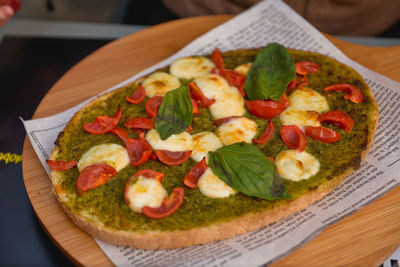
[246,100,286,119]
[318,110,354,133]
[145,96,163,118]
[277,93,291,108]
[304,126,341,143]
[46,160,77,171]
[324,83,363,103]
[295,62,320,75]
[125,84,146,104]
[280,125,307,152]
[76,163,117,195]
[188,82,216,108]
[183,158,208,189]
[213,116,242,126]
[124,117,155,130]
[83,106,122,134]
[253,120,274,144]
[155,150,191,166]
[211,68,245,91]
[211,48,224,69]
[126,138,153,167]
[110,128,129,145]
[132,169,164,182]
[142,187,184,219]
[191,98,200,115]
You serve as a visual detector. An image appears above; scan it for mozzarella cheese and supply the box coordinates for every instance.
[125,176,168,213]
[216,117,257,145]
[193,74,246,119]
[77,143,129,172]
[288,87,329,113]
[234,63,251,76]
[191,131,223,162]
[274,150,320,181]
[198,168,236,198]
[145,129,193,152]
[169,56,215,79]
[209,86,246,120]
[280,109,321,129]
[193,74,230,100]
[142,72,180,97]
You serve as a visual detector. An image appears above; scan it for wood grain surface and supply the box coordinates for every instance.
[22,15,400,266]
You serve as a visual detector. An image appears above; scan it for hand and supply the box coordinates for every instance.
[0,0,22,27]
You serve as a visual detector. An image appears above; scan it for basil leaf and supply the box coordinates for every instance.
[155,85,192,140]
[208,142,291,200]
[245,43,296,101]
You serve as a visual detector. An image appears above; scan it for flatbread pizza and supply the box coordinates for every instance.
[46,43,378,249]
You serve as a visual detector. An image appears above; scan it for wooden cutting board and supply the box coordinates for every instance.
[22,15,400,266]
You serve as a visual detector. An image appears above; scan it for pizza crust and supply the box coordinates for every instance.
[48,49,378,249]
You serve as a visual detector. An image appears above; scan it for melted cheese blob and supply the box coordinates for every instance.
[275,150,320,181]
[280,109,321,129]
[216,117,257,145]
[193,74,246,119]
[198,168,236,198]
[288,87,329,113]
[191,131,223,162]
[193,74,229,100]
[234,63,251,76]
[209,86,246,120]
[142,72,180,97]
[145,129,193,152]
[77,143,129,172]
[125,176,168,213]
[169,56,215,79]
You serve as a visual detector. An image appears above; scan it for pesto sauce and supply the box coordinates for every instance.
[55,50,375,231]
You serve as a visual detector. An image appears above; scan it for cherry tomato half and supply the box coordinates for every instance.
[318,110,354,133]
[253,120,274,144]
[46,160,77,171]
[83,106,122,134]
[126,138,153,167]
[142,187,184,219]
[280,125,307,151]
[304,126,341,143]
[183,158,208,189]
[188,82,216,108]
[124,117,155,130]
[76,163,117,195]
[110,128,129,145]
[295,62,320,75]
[145,96,163,118]
[324,83,363,103]
[155,150,191,166]
[246,100,286,119]
[125,84,146,104]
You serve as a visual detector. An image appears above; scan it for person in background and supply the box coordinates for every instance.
[161,0,400,36]
[0,0,21,27]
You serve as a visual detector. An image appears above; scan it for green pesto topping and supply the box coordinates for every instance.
[54,49,375,232]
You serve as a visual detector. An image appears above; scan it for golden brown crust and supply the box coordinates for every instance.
[48,49,378,250]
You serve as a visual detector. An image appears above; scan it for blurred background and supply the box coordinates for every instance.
[0,0,399,266]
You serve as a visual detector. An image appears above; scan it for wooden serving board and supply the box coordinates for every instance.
[22,15,400,266]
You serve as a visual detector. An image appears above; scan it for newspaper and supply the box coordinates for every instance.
[22,0,400,266]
